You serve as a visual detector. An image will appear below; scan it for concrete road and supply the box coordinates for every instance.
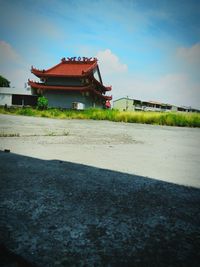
[1,114,200,266]
[0,114,200,188]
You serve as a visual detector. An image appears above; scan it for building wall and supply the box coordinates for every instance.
[0,93,12,106]
[113,98,134,111]
[45,77,82,86]
[43,90,103,109]
[0,87,39,107]
[12,95,38,106]
[113,98,181,112]
[93,69,101,83]
[171,105,178,112]
[0,87,32,95]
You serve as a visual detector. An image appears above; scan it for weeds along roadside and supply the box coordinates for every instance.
[0,106,199,127]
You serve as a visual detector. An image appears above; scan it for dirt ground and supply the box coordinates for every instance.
[0,114,200,266]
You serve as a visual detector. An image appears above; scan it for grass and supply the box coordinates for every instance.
[0,106,200,127]
[0,131,69,137]
[0,133,20,137]
[45,130,69,136]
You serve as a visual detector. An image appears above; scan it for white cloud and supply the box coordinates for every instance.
[96,49,128,75]
[0,40,21,64]
[156,74,200,108]
[112,72,200,109]
[94,49,200,109]
[0,41,29,87]
[177,43,200,65]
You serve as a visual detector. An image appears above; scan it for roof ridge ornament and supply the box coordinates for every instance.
[61,57,98,62]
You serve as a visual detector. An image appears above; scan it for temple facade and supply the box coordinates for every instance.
[28,57,112,109]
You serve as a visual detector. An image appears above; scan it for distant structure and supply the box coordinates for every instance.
[113,97,199,113]
[28,57,112,109]
[0,86,37,107]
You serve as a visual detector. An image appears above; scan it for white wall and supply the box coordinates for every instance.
[0,93,12,106]
[0,87,32,95]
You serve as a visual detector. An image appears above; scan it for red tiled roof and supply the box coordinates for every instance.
[28,80,112,100]
[28,80,89,91]
[92,78,112,92]
[29,57,112,101]
[31,57,98,77]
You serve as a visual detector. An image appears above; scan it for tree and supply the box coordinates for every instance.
[37,96,48,110]
[0,75,10,87]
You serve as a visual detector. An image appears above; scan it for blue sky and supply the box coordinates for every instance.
[0,0,200,108]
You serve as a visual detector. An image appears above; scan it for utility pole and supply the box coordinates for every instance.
[126,96,128,110]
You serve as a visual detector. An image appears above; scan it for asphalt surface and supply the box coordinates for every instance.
[0,114,200,266]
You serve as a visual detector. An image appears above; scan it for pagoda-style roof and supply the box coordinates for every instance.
[91,78,112,92]
[31,57,98,78]
[29,57,112,102]
[28,80,112,101]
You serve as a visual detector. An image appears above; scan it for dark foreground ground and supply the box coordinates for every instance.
[0,151,200,267]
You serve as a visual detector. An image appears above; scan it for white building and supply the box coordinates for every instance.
[0,87,37,106]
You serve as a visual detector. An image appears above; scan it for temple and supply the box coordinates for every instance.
[28,57,112,109]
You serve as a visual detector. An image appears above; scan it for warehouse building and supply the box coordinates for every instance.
[113,97,199,112]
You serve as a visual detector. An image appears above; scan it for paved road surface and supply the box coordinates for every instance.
[1,114,200,266]
[0,114,200,188]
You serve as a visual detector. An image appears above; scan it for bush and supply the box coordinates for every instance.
[37,96,48,110]
[17,108,35,116]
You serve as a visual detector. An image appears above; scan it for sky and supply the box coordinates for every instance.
[0,0,200,108]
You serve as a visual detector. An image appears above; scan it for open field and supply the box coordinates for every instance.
[0,106,200,127]
[0,114,200,266]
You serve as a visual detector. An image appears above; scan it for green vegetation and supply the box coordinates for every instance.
[46,130,69,136]
[0,132,20,137]
[37,96,48,110]
[0,75,10,87]
[0,130,69,137]
[0,106,200,127]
